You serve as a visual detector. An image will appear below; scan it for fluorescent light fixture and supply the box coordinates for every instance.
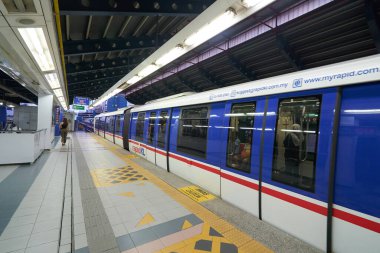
[241,0,261,8]
[53,89,63,97]
[8,105,15,108]
[127,75,142,85]
[138,64,159,77]
[18,28,55,72]
[184,8,236,47]
[344,109,380,114]
[155,45,185,66]
[58,96,65,102]
[45,73,60,89]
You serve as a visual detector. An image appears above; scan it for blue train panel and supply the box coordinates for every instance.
[335,83,380,218]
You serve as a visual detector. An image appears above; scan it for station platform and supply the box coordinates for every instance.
[0,133,320,253]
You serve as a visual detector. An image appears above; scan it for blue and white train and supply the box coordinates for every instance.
[94,54,380,253]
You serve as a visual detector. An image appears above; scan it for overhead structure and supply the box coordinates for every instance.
[0,0,68,109]
[59,0,216,102]
[118,0,380,105]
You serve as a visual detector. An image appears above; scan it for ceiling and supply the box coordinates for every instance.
[0,70,36,105]
[59,0,216,103]
[124,0,380,105]
[59,0,380,106]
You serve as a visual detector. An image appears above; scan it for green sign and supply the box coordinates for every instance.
[73,104,85,110]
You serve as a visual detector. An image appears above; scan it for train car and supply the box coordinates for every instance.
[98,55,380,253]
[94,106,133,149]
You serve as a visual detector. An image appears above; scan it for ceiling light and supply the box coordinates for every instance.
[241,0,275,8]
[53,89,63,97]
[138,64,159,77]
[184,8,236,47]
[155,45,185,66]
[18,28,55,72]
[45,73,60,89]
[127,75,142,85]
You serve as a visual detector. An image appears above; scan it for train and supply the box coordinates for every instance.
[94,54,380,253]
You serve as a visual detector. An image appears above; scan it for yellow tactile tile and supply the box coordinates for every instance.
[222,229,252,247]
[93,135,273,253]
[90,166,148,187]
[240,240,273,253]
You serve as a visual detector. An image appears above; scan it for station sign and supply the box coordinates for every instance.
[73,105,85,110]
[73,96,90,106]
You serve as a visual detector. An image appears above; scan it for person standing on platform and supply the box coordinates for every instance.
[60,117,69,146]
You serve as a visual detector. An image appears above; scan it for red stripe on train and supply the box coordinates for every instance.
[262,186,328,216]
[169,153,220,175]
[156,149,167,156]
[333,208,380,233]
[221,172,259,191]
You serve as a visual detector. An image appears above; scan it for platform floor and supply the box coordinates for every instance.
[0,132,321,253]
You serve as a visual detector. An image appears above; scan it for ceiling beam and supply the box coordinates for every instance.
[58,0,213,16]
[0,80,35,103]
[66,56,143,74]
[67,69,130,83]
[176,74,197,92]
[227,55,256,81]
[197,67,222,89]
[276,34,303,70]
[63,36,167,56]
[68,75,124,86]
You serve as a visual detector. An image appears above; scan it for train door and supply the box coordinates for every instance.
[332,83,380,253]
[219,97,266,217]
[94,118,99,135]
[122,109,131,150]
[105,116,113,142]
[156,109,170,171]
[100,116,106,138]
[260,89,337,251]
[112,116,116,143]
[115,114,123,147]
[146,111,157,164]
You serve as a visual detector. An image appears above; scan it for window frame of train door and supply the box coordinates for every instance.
[219,96,265,218]
[122,109,132,150]
[155,108,172,172]
[261,88,337,251]
[112,115,116,144]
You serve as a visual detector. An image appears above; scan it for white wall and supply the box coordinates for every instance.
[37,94,53,149]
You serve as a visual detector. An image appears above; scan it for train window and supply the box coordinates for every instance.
[147,112,156,145]
[106,116,114,133]
[136,112,145,142]
[157,111,169,149]
[177,106,209,158]
[226,102,256,173]
[272,96,321,192]
[115,116,121,136]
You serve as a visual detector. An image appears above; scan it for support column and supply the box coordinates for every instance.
[37,94,54,149]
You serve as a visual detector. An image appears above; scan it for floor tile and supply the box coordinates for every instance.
[112,224,128,237]
[0,235,29,253]
[25,241,58,253]
[32,218,60,233]
[0,224,34,240]
[27,228,60,247]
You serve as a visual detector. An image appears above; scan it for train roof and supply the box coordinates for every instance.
[131,54,380,113]
[94,106,134,118]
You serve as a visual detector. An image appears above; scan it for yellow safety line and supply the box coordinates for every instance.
[53,0,69,102]
[93,135,273,253]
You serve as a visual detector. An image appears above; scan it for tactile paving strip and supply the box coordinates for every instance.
[90,166,148,187]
